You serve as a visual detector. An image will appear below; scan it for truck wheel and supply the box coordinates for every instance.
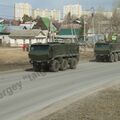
[69,58,77,69]
[60,59,68,71]
[105,56,110,62]
[109,54,114,62]
[76,55,80,63]
[49,60,60,72]
[96,55,100,62]
[118,53,120,61]
[114,53,118,62]
[33,64,40,72]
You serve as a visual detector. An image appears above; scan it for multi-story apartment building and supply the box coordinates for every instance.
[63,4,82,18]
[14,3,32,21]
[33,9,49,19]
[15,2,61,21]
[33,9,61,21]
[50,9,61,21]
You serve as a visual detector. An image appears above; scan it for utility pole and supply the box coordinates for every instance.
[91,7,95,44]
[82,8,86,42]
[47,16,52,43]
[91,7,95,35]
[83,15,86,42]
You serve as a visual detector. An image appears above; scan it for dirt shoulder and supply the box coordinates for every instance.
[41,84,120,120]
[0,48,29,64]
[0,48,30,71]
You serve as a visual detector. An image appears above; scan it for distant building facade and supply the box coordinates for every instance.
[82,10,92,16]
[82,10,112,18]
[102,11,112,18]
[14,3,32,21]
[33,9,61,21]
[50,9,61,21]
[33,9,50,19]
[63,4,82,18]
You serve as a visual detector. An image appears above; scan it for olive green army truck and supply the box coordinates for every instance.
[94,38,120,62]
[29,42,80,72]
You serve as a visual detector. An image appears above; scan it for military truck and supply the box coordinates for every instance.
[29,42,80,72]
[94,38,120,62]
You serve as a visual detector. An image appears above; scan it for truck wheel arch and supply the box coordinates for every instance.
[109,53,115,62]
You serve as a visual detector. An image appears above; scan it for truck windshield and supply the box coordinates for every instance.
[30,45,49,51]
[96,44,109,49]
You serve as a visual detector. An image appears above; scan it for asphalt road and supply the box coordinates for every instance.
[0,62,120,120]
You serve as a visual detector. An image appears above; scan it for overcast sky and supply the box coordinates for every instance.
[0,0,116,19]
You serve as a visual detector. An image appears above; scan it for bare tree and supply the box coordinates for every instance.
[110,0,120,34]
[94,12,109,34]
[64,12,78,24]
[64,12,73,23]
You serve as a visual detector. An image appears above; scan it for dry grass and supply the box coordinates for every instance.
[0,48,29,64]
[0,48,30,71]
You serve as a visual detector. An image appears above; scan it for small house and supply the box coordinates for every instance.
[9,29,47,47]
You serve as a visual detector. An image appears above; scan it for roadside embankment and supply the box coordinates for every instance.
[41,83,120,120]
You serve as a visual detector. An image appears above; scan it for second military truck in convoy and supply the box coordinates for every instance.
[29,42,80,72]
[94,36,120,62]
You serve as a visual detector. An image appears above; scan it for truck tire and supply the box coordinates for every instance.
[33,64,40,72]
[76,55,80,63]
[60,59,68,71]
[114,53,118,62]
[49,60,60,72]
[118,53,120,61]
[96,55,100,62]
[109,54,114,62]
[69,58,77,69]
[105,56,110,62]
